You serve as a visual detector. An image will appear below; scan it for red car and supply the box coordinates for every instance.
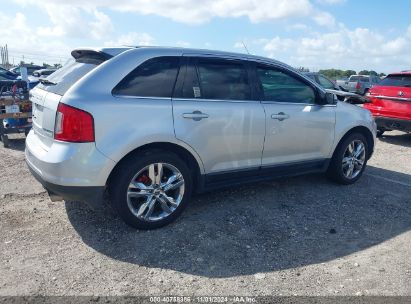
[364,71,411,137]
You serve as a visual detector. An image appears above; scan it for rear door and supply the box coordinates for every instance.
[254,63,335,166]
[172,56,266,174]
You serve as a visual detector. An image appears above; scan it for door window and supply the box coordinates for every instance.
[181,58,251,101]
[318,75,335,89]
[257,66,316,104]
[113,56,180,98]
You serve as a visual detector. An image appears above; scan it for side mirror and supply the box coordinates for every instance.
[317,90,336,105]
[325,92,336,104]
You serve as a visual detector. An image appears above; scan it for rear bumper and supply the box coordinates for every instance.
[374,116,411,132]
[27,163,105,209]
[25,130,115,209]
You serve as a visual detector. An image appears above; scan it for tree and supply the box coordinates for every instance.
[369,70,378,76]
[359,70,370,75]
[379,73,386,77]
[344,70,356,77]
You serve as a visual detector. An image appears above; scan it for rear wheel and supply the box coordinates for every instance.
[327,133,368,184]
[109,151,192,229]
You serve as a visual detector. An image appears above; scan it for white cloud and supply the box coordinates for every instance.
[0,11,71,64]
[90,10,114,40]
[12,0,336,26]
[406,25,411,38]
[248,25,411,72]
[104,32,154,46]
[312,10,335,27]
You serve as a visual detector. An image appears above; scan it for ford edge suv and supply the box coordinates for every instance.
[25,47,377,229]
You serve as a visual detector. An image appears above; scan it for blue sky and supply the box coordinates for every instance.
[1,0,410,73]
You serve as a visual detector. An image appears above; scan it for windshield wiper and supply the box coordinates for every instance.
[39,78,57,85]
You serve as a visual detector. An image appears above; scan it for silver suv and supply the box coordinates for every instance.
[26,47,376,229]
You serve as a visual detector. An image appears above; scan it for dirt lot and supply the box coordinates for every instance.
[0,132,410,297]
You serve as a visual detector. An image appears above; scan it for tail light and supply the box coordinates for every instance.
[54,103,95,142]
[355,82,361,90]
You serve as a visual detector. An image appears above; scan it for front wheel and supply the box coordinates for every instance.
[109,151,192,229]
[327,133,368,185]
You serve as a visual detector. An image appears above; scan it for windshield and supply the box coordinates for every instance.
[379,74,411,87]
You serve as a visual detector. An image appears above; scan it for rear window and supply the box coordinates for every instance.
[37,58,101,96]
[379,75,411,87]
[112,56,180,98]
[350,76,369,82]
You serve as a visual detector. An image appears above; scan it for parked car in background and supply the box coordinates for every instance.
[346,75,380,95]
[1,67,38,89]
[0,67,19,81]
[32,68,57,78]
[304,72,341,90]
[25,46,376,229]
[304,72,370,104]
[10,65,43,76]
[364,71,411,137]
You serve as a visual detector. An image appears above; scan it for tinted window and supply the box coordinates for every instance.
[306,74,316,81]
[113,57,180,98]
[379,75,411,87]
[191,58,251,100]
[318,75,335,89]
[257,67,315,104]
[37,59,100,96]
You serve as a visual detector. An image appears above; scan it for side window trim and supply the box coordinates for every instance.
[253,63,320,105]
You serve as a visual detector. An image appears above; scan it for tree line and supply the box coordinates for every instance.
[297,67,386,79]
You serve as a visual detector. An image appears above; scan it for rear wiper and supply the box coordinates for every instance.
[39,78,57,85]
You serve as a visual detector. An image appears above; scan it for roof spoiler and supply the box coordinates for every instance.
[71,49,113,63]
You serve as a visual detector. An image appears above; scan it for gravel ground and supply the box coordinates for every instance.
[0,132,410,297]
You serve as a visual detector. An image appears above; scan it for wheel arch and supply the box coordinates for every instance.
[333,126,375,160]
[107,141,204,191]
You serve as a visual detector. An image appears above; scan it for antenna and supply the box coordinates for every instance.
[242,40,250,54]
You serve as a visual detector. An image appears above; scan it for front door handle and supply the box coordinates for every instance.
[271,112,289,121]
[182,111,209,121]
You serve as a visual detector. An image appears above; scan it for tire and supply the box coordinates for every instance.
[376,129,385,138]
[109,150,193,229]
[327,133,368,185]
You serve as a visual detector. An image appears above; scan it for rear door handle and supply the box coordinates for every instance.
[271,112,289,121]
[182,111,209,121]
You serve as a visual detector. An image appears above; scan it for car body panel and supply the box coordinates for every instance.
[364,72,411,132]
[261,102,336,165]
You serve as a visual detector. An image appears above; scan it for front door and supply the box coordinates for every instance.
[255,64,336,166]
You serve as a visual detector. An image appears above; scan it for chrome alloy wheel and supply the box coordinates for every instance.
[126,163,185,222]
[342,139,366,179]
